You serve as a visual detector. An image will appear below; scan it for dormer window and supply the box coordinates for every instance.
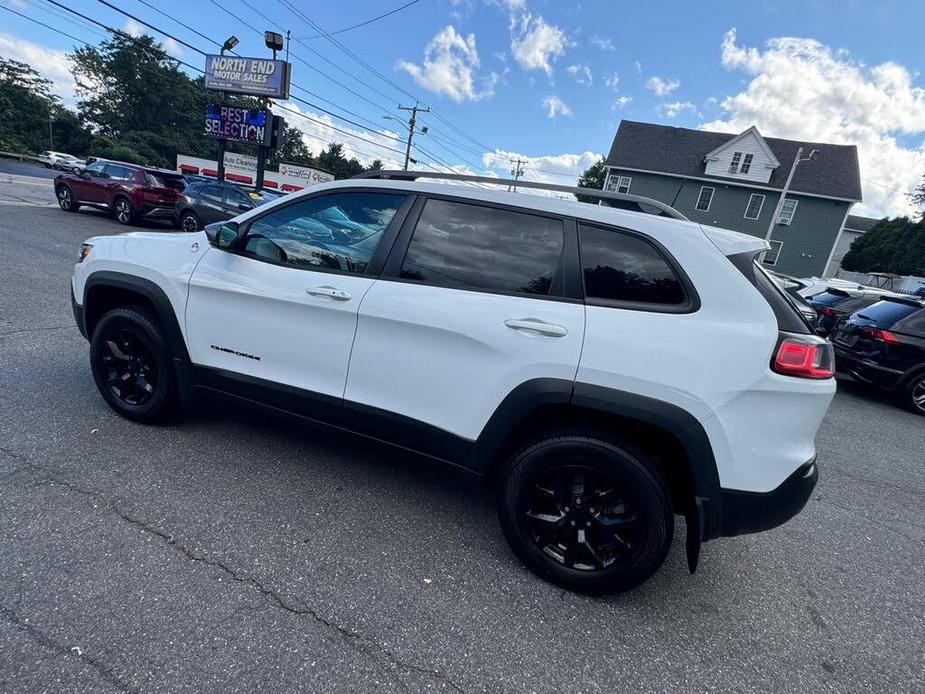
[740,153,754,174]
[728,152,742,174]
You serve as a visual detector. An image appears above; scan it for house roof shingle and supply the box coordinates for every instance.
[844,214,881,232]
[604,120,862,202]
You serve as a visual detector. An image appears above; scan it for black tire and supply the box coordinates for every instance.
[89,306,179,424]
[56,185,80,212]
[180,210,201,233]
[113,196,136,225]
[901,373,925,416]
[498,434,674,595]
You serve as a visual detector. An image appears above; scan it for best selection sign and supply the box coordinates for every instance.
[204,55,290,99]
[204,104,269,145]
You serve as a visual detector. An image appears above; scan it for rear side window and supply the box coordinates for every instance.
[400,199,565,296]
[859,300,925,331]
[578,224,685,306]
[199,186,224,204]
[105,165,135,181]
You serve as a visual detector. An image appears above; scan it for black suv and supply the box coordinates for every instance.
[176,182,283,232]
[831,296,925,414]
[808,288,891,337]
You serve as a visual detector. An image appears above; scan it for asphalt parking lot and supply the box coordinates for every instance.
[1,161,923,693]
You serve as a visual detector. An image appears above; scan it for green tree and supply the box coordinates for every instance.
[0,57,89,154]
[576,158,606,203]
[316,142,365,179]
[913,175,925,216]
[841,216,925,275]
[268,123,314,168]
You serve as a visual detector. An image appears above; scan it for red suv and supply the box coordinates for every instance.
[54,160,185,226]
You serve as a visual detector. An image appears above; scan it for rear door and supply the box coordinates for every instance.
[102,164,136,203]
[196,184,229,225]
[344,196,584,443]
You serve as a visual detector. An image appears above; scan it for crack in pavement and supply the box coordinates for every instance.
[0,605,138,694]
[0,324,74,339]
[2,453,466,693]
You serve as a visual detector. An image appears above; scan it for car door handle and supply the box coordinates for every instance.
[504,318,568,337]
[306,285,352,301]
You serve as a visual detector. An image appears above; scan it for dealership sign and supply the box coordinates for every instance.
[204,55,290,98]
[204,104,270,145]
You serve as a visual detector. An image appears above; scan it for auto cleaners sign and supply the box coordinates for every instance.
[278,162,334,187]
[204,104,270,145]
[204,55,290,99]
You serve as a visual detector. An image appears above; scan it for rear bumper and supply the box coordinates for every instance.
[719,458,817,536]
[833,346,903,390]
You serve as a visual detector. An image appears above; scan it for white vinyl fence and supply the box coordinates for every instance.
[836,270,925,294]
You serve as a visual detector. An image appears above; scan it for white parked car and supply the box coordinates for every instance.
[70,172,836,594]
[39,151,85,173]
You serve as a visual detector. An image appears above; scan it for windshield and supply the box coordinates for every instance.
[857,300,924,328]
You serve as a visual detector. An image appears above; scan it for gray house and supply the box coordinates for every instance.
[602,121,863,277]
[824,214,881,277]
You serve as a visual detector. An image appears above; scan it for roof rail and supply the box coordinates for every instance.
[352,170,689,221]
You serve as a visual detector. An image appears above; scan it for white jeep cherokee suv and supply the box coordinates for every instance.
[70,172,835,594]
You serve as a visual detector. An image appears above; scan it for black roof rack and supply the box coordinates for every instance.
[352,170,688,221]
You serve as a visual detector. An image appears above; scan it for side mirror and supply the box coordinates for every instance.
[206,221,241,249]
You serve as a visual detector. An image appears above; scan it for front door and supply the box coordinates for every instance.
[185,190,411,401]
[196,184,229,226]
[72,161,109,203]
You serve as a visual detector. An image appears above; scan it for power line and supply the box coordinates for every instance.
[292,0,421,40]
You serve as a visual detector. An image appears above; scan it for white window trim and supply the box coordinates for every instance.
[604,173,631,194]
[728,152,742,174]
[740,153,754,174]
[695,186,715,212]
[778,199,798,225]
[744,193,765,220]
[763,240,783,266]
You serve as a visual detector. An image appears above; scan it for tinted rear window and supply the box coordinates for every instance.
[858,300,924,329]
[810,290,851,307]
[145,171,185,188]
[579,224,685,305]
[399,199,565,296]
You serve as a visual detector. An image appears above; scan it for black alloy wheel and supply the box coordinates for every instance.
[180,211,200,233]
[114,198,134,225]
[97,327,158,406]
[524,464,643,571]
[89,307,179,423]
[499,435,673,594]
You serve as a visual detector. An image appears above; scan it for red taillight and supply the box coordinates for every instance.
[773,336,834,379]
[861,326,900,343]
[814,306,837,316]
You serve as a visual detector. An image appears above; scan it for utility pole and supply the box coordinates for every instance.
[398,102,430,170]
[509,157,527,192]
[764,146,819,242]
[48,113,53,149]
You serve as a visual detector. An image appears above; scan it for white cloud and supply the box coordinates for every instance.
[566,64,592,85]
[482,149,604,195]
[510,14,566,75]
[122,19,183,58]
[0,32,76,105]
[542,95,572,118]
[399,26,494,102]
[660,101,695,118]
[604,72,619,90]
[634,60,642,74]
[590,35,615,51]
[613,95,633,109]
[703,28,925,217]
[645,76,680,97]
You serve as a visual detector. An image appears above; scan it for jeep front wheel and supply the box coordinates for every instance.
[89,307,179,423]
[498,435,673,594]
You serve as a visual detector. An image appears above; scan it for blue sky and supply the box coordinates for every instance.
[2,0,925,215]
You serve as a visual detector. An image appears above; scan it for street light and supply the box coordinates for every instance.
[764,146,820,242]
[221,35,239,54]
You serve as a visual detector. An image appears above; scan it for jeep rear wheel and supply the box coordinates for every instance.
[90,307,178,423]
[499,435,673,594]
[57,185,79,212]
[114,197,135,225]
